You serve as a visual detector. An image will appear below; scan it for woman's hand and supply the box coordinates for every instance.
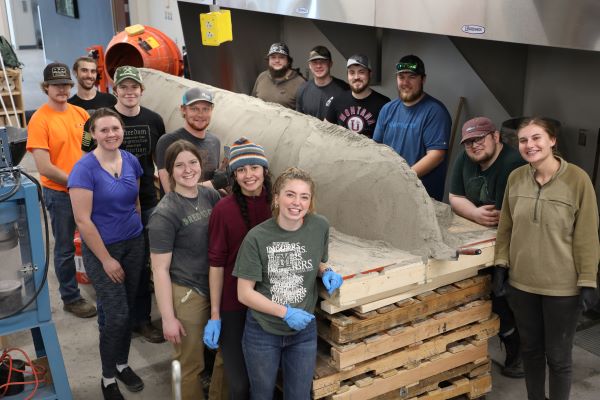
[102,257,125,283]
[162,316,187,344]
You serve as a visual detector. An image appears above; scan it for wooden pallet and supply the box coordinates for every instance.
[313,316,498,398]
[373,360,491,399]
[327,341,489,399]
[328,300,492,370]
[317,275,490,344]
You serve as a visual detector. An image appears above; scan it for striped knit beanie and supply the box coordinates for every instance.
[229,137,269,172]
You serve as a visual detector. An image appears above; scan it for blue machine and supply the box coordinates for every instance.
[0,127,72,399]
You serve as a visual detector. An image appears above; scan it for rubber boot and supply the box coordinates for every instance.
[500,330,525,378]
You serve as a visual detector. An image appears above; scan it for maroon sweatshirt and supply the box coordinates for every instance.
[208,190,272,311]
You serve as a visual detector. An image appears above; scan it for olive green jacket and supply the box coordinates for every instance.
[495,157,599,296]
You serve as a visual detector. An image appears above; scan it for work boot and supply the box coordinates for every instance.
[133,321,165,343]
[63,298,97,318]
[501,330,525,378]
[101,380,124,400]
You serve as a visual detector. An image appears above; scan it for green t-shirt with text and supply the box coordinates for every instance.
[233,214,329,335]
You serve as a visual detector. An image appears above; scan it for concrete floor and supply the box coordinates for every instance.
[3,49,600,399]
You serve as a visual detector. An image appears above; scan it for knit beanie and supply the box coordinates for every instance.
[228,137,269,172]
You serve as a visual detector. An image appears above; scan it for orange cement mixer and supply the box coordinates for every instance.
[103,24,183,84]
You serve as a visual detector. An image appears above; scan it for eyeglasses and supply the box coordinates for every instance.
[396,62,418,72]
[463,132,493,148]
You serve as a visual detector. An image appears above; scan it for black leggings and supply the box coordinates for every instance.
[507,285,581,400]
[221,309,249,400]
[82,235,145,378]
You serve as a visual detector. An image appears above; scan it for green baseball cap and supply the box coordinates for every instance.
[113,65,143,86]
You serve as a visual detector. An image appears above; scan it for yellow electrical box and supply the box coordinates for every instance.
[200,9,233,46]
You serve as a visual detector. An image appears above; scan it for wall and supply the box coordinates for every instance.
[523,45,600,194]
[129,0,185,47]
[9,0,35,48]
[38,0,114,64]
[0,0,12,40]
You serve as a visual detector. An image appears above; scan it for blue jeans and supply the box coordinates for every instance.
[242,312,316,400]
[43,187,81,304]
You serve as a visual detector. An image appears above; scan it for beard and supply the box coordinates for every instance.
[467,146,496,165]
[350,79,369,94]
[77,77,96,90]
[399,87,423,103]
[269,65,289,79]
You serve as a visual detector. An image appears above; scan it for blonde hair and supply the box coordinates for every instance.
[272,167,316,218]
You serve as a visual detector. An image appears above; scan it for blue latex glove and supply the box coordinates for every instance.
[322,269,343,295]
[203,319,221,349]
[283,305,314,331]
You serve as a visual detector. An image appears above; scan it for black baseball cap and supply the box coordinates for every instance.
[43,62,74,85]
[396,55,425,76]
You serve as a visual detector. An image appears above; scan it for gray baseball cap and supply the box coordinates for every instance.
[347,54,371,70]
[182,87,214,105]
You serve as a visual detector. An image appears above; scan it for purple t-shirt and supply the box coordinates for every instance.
[68,150,143,245]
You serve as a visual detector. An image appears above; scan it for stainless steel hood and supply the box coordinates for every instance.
[183,0,600,52]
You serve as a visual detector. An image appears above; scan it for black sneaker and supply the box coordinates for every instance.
[101,381,124,400]
[115,367,144,392]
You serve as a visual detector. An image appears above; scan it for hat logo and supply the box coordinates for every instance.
[52,66,67,77]
[119,66,137,76]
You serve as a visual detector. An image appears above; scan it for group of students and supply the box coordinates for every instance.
[25,49,599,400]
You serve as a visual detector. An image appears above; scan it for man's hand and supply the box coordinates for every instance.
[471,204,500,227]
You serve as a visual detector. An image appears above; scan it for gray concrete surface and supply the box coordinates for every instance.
[3,49,599,400]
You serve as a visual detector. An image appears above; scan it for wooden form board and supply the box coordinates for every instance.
[313,316,498,398]
[322,220,496,315]
[329,341,488,399]
[317,275,491,344]
[329,300,492,370]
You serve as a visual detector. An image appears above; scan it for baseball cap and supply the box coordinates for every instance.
[396,55,426,76]
[43,63,73,85]
[461,117,496,144]
[308,45,331,61]
[267,42,289,57]
[113,65,144,86]
[114,65,144,86]
[347,54,371,70]
[182,87,214,106]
